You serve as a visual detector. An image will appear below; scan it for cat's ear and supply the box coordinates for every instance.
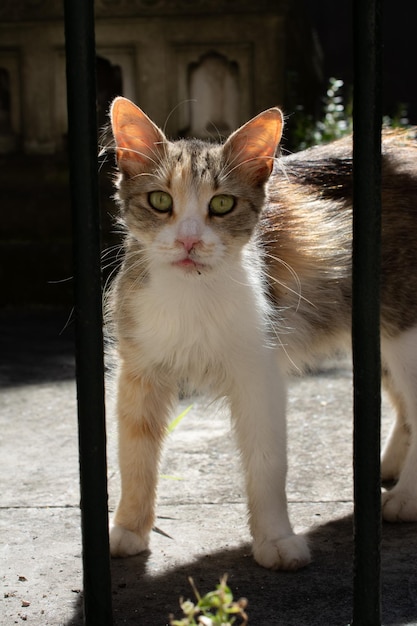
[111,97,167,176]
[223,108,283,184]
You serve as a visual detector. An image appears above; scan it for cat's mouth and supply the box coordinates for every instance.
[172,257,206,272]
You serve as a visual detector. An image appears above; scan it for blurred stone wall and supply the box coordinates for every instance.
[0,0,322,307]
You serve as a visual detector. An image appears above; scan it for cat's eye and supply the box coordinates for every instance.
[209,194,235,216]
[148,191,173,213]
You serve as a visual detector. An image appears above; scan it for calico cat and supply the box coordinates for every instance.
[108,97,417,570]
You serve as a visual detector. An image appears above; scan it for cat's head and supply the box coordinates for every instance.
[111,97,283,276]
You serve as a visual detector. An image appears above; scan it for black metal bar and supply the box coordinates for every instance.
[63,1,113,623]
[352,0,382,624]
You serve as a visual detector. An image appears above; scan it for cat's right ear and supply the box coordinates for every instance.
[110,97,167,177]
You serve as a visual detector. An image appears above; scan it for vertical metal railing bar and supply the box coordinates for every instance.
[352,0,382,624]
[64,0,113,623]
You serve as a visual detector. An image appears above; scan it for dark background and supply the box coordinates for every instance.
[1,0,416,309]
[304,0,417,123]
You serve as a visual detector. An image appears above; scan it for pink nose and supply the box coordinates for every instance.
[176,218,202,252]
[177,235,201,252]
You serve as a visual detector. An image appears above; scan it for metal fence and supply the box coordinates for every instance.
[63,0,382,623]
[352,1,382,623]
[64,1,112,622]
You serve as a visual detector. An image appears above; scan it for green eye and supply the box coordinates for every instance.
[148,191,173,212]
[209,194,235,216]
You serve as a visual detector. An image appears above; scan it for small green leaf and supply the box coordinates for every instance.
[160,475,184,481]
[167,404,193,433]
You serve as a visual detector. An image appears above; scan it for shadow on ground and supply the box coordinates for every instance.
[65,515,417,626]
[0,309,75,386]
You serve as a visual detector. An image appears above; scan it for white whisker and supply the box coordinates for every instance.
[162,100,197,136]
[263,252,317,311]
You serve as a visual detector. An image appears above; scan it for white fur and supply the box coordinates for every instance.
[381,326,417,520]
[128,256,263,383]
[112,232,310,569]
[110,525,150,557]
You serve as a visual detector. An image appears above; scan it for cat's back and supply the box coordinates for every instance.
[260,128,417,359]
[266,126,417,267]
[279,127,417,198]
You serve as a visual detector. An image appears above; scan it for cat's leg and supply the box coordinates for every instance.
[110,361,176,557]
[381,328,417,521]
[381,369,411,482]
[229,349,310,570]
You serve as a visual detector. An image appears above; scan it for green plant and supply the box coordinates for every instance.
[383,102,410,129]
[291,77,410,151]
[167,404,193,434]
[169,576,248,626]
[292,77,352,150]
[160,404,193,481]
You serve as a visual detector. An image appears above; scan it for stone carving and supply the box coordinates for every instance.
[188,52,239,138]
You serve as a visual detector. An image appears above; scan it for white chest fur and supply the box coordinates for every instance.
[124,256,270,390]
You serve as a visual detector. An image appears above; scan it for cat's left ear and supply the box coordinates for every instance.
[111,97,167,177]
[223,108,283,184]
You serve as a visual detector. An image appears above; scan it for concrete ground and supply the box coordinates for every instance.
[1,310,417,625]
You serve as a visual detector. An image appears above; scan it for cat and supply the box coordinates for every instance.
[107,96,417,570]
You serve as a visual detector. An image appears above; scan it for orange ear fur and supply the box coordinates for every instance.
[224,108,283,183]
[111,97,166,176]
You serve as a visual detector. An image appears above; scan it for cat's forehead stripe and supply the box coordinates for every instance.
[168,140,220,186]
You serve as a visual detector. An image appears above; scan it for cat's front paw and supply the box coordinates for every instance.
[382,489,417,522]
[252,533,310,570]
[110,524,150,557]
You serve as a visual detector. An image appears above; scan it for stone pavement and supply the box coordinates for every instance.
[1,310,417,625]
